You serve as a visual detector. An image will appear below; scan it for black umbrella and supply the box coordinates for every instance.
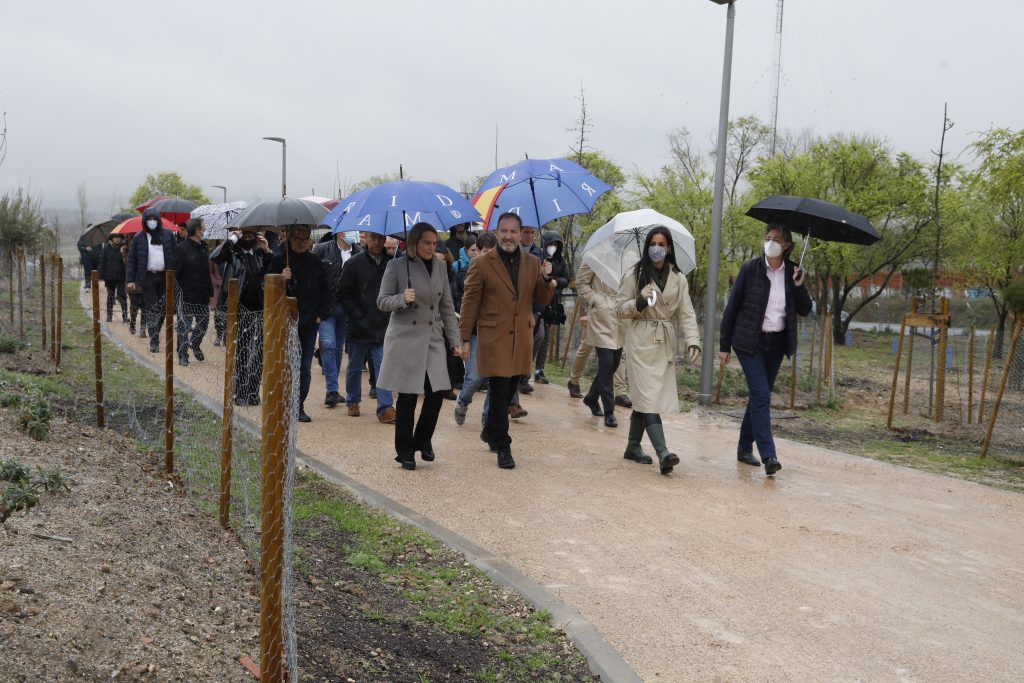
[77,218,122,248]
[110,211,136,222]
[746,195,880,266]
[226,198,328,231]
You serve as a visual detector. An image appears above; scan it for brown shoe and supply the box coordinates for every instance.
[347,404,360,417]
[378,406,397,424]
[614,394,633,408]
[508,403,528,419]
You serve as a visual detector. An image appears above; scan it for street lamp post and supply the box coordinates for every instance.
[698,0,737,407]
[212,185,227,203]
[262,137,286,198]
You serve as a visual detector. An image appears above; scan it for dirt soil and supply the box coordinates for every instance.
[0,412,261,683]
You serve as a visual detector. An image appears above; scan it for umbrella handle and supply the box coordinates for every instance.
[798,229,812,270]
[647,290,658,307]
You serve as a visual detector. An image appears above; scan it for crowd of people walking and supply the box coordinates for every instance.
[90,210,812,477]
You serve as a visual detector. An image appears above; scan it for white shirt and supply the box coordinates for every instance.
[339,245,353,266]
[762,257,786,332]
[146,236,165,272]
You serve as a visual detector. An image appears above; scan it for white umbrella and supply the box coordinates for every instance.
[581,209,696,302]
[190,201,249,240]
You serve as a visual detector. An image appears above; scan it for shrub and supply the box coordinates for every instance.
[17,391,51,441]
[0,335,19,354]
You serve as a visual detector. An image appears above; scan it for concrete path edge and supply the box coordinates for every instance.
[91,304,643,683]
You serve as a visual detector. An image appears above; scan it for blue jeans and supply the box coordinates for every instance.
[457,337,483,405]
[736,332,787,460]
[346,340,392,415]
[318,304,346,393]
[298,324,318,411]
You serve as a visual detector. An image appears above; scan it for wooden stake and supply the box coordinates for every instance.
[789,346,797,409]
[219,279,239,530]
[91,270,105,429]
[816,311,826,405]
[824,313,834,388]
[165,270,175,473]
[40,254,47,351]
[714,361,725,405]
[259,274,288,683]
[50,255,57,362]
[56,257,63,371]
[967,326,975,424]
[6,247,12,325]
[978,325,996,422]
[16,246,24,341]
[934,297,949,422]
[887,315,908,429]
[903,299,918,414]
[980,316,1023,458]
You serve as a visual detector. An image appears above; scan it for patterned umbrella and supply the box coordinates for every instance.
[190,201,249,240]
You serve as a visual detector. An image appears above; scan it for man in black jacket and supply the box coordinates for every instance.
[338,231,396,423]
[210,229,271,406]
[171,218,214,366]
[270,226,333,423]
[125,208,178,353]
[311,231,362,406]
[97,234,128,323]
[533,230,571,385]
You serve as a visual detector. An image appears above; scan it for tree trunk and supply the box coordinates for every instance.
[994,308,1008,360]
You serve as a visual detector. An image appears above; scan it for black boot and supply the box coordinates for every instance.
[643,414,679,475]
[623,411,652,464]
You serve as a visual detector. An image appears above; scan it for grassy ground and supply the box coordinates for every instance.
[0,280,598,682]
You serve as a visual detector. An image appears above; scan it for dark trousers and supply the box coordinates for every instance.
[176,304,209,358]
[444,331,465,388]
[484,375,516,450]
[298,323,318,411]
[213,304,227,342]
[128,292,144,330]
[141,271,168,346]
[234,311,264,405]
[736,332,787,459]
[395,373,444,458]
[105,280,127,320]
[585,347,622,415]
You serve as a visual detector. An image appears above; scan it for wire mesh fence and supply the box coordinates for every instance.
[0,256,302,682]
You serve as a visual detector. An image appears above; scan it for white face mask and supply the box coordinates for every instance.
[764,239,783,259]
[145,219,159,230]
[545,245,557,257]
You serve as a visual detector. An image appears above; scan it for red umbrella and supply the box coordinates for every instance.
[111,215,177,235]
[135,195,170,213]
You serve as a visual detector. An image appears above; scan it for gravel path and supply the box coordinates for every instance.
[98,306,1024,682]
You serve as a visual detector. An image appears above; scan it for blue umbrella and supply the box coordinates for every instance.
[474,158,612,230]
[319,180,482,236]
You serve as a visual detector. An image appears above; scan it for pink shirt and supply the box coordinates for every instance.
[762,257,786,332]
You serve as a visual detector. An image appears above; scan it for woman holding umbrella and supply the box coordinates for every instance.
[377,222,465,470]
[616,227,701,475]
[719,224,812,476]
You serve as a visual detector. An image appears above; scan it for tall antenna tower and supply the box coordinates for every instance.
[769,0,785,156]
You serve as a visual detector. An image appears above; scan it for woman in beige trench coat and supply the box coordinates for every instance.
[616,227,700,474]
[377,223,464,470]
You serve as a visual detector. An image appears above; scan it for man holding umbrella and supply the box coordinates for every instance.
[459,212,556,469]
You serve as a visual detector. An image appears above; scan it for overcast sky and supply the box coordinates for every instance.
[2,0,1022,215]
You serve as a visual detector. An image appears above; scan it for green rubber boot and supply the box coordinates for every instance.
[623,411,653,464]
[643,416,680,475]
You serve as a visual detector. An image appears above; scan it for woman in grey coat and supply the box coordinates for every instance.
[377,223,465,470]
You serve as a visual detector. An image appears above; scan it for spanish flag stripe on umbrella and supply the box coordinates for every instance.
[470,183,506,231]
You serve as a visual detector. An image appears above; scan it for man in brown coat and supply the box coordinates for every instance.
[459,212,556,469]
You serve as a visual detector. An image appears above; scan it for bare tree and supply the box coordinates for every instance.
[567,83,592,164]
[76,182,89,231]
[0,109,7,169]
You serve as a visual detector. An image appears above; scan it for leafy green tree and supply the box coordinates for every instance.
[951,128,1024,357]
[560,149,627,272]
[0,188,53,271]
[127,172,210,209]
[748,134,933,344]
[347,173,403,195]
